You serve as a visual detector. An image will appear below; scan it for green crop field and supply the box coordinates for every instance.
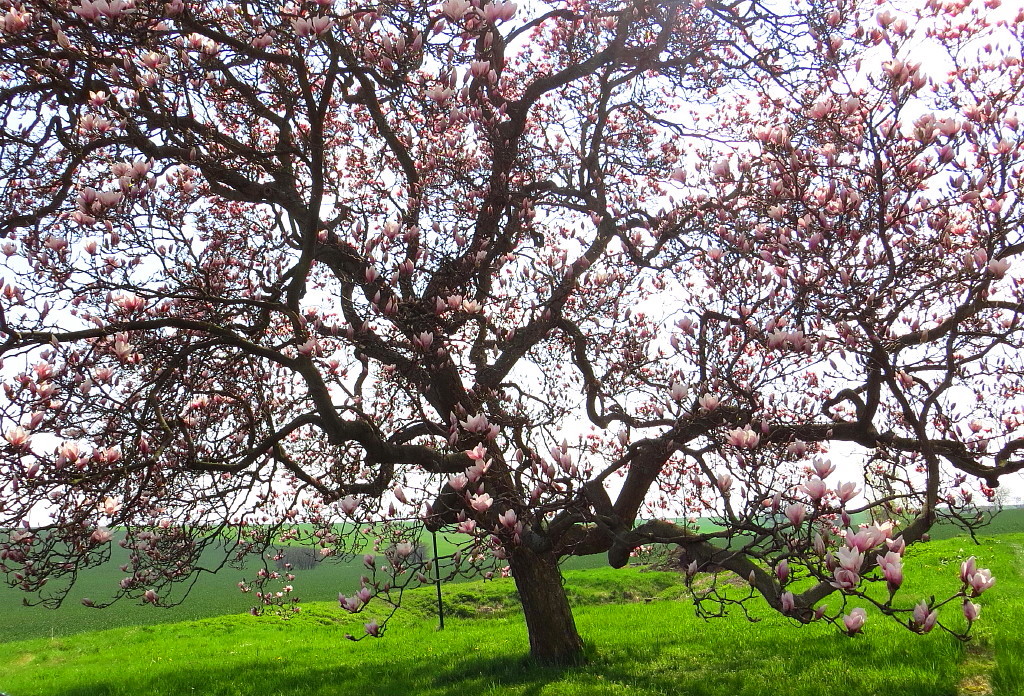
[1,530,1022,696]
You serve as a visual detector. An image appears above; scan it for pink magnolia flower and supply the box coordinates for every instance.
[466,444,488,461]
[886,536,906,555]
[836,546,864,572]
[96,446,121,464]
[296,338,319,356]
[676,317,696,335]
[461,413,490,433]
[469,60,491,78]
[57,441,81,462]
[309,17,334,35]
[497,509,517,528]
[113,338,135,362]
[808,99,831,119]
[465,459,490,483]
[960,556,977,583]
[102,0,132,18]
[835,481,860,504]
[5,425,31,448]
[785,503,806,527]
[340,495,359,516]
[716,473,734,493]
[776,560,790,584]
[98,496,122,516]
[72,0,102,20]
[442,0,471,20]
[937,118,961,137]
[482,0,516,23]
[781,591,795,613]
[426,85,454,103]
[114,293,145,312]
[831,567,859,590]
[787,440,808,457]
[845,526,883,553]
[726,426,759,448]
[364,620,380,637]
[394,541,415,557]
[843,607,867,635]
[10,529,33,543]
[877,551,903,590]
[25,411,44,429]
[801,476,827,500]
[968,568,996,596]
[988,258,1011,278]
[412,332,434,351]
[912,601,938,633]
[470,492,493,512]
[669,381,688,402]
[812,457,835,479]
[711,158,733,180]
[143,589,158,604]
[2,7,32,32]
[141,51,166,70]
[44,236,68,252]
[91,527,113,544]
[962,600,980,622]
[698,394,719,411]
[251,33,274,49]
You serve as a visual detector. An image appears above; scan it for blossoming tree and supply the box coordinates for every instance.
[0,0,1020,664]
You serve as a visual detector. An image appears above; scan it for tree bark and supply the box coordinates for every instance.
[508,546,585,665]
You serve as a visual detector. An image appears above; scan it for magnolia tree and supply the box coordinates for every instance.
[0,0,1021,665]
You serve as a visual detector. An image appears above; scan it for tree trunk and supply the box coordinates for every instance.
[508,546,585,666]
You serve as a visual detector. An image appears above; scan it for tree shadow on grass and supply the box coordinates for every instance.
[49,652,583,696]
[44,625,963,696]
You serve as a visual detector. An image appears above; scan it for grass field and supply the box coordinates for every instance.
[1,532,1021,696]
[1,509,1020,644]
[0,532,607,644]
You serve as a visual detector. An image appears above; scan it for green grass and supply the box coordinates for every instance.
[0,538,607,644]
[1,508,1019,644]
[1,533,1021,696]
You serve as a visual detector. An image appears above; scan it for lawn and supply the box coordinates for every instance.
[1,533,1021,696]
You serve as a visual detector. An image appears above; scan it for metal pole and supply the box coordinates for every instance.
[432,529,444,630]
